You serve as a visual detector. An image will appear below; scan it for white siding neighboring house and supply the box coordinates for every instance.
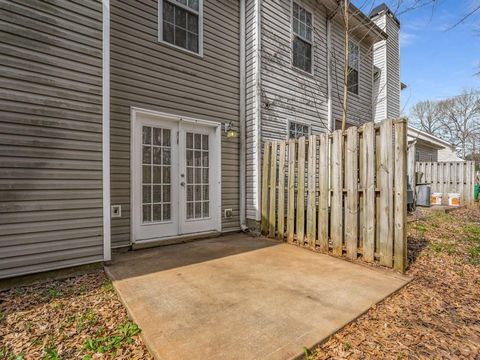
[408,126,463,162]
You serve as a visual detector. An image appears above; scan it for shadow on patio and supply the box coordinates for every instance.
[106,233,410,360]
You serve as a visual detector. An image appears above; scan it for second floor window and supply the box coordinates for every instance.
[160,0,201,54]
[289,121,310,139]
[348,41,359,94]
[292,3,312,73]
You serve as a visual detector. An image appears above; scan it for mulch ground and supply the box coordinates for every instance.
[0,271,153,359]
[312,207,480,359]
[1,208,479,359]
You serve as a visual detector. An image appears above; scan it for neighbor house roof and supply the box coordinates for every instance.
[407,126,454,150]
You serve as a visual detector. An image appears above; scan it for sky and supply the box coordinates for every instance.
[354,0,480,115]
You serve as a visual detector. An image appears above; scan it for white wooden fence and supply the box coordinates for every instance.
[416,161,476,206]
[260,119,408,272]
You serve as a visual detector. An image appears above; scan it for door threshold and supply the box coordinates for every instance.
[132,231,222,250]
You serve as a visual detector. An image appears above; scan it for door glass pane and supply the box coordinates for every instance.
[142,125,172,224]
[203,201,209,217]
[153,166,162,183]
[185,131,210,220]
[143,126,151,144]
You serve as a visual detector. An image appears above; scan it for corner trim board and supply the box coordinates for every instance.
[102,0,111,262]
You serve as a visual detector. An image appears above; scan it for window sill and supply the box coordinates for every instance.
[157,38,204,59]
[291,65,315,79]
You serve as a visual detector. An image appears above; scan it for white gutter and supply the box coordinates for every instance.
[255,0,262,221]
[102,0,111,262]
[326,13,332,131]
[239,0,247,229]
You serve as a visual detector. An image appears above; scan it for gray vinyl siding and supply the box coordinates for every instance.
[245,0,260,221]
[329,20,374,126]
[0,0,104,278]
[260,0,329,139]
[245,0,377,222]
[110,0,241,247]
[415,144,438,162]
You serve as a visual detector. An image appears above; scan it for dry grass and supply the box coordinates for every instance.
[0,271,152,360]
[1,208,479,359]
[311,207,480,359]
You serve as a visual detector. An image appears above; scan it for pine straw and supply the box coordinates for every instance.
[313,207,480,360]
[1,209,479,360]
[0,271,152,359]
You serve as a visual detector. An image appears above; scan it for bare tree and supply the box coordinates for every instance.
[409,100,443,135]
[437,89,480,159]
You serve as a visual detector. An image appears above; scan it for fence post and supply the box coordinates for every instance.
[306,135,317,248]
[362,122,375,262]
[296,137,306,245]
[379,119,394,267]
[317,133,329,252]
[286,139,296,243]
[346,127,358,260]
[260,142,270,235]
[394,120,407,272]
[268,142,277,238]
[331,130,343,256]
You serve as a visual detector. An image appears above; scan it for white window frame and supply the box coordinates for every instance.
[347,39,360,95]
[158,0,204,57]
[291,1,314,75]
[287,120,311,139]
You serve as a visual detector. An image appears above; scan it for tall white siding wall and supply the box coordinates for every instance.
[385,15,400,118]
[372,15,387,122]
[372,12,400,121]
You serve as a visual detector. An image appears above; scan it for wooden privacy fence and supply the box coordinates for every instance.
[416,161,476,206]
[261,119,408,272]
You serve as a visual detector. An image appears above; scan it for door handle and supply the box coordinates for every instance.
[180,181,185,186]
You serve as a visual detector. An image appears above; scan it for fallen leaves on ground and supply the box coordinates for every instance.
[312,207,480,360]
[0,271,153,359]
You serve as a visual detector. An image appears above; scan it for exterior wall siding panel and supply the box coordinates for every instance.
[110,0,241,247]
[246,0,377,224]
[0,0,104,279]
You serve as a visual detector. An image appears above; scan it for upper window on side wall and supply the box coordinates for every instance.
[292,3,313,73]
[348,41,359,94]
[160,0,201,54]
[289,121,310,139]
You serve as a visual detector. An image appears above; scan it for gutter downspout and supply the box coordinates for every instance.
[326,10,333,132]
[255,0,262,221]
[102,0,111,261]
[239,0,247,230]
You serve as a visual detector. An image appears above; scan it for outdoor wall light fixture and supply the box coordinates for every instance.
[224,121,238,139]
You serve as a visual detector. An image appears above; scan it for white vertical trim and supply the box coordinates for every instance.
[239,0,246,227]
[255,0,262,221]
[326,14,332,132]
[102,0,111,262]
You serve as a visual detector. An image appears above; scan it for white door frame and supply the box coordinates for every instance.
[130,107,222,244]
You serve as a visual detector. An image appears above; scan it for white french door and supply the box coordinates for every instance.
[131,110,221,243]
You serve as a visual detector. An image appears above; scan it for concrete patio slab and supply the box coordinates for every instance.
[106,234,410,360]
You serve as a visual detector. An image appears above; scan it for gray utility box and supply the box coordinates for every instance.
[416,184,431,207]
